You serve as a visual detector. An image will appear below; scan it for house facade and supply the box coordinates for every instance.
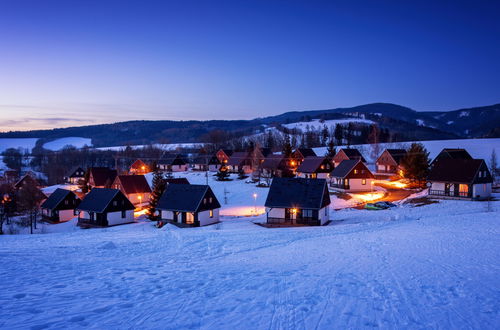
[129,159,150,175]
[375,149,407,175]
[65,167,86,184]
[88,167,117,189]
[330,159,375,192]
[332,148,366,167]
[260,154,287,179]
[215,149,233,165]
[40,188,81,222]
[158,154,188,172]
[296,157,333,179]
[77,188,135,227]
[112,175,152,205]
[265,178,331,226]
[427,158,492,200]
[291,148,317,168]
[158,184,221,227]
[191,155,221,172]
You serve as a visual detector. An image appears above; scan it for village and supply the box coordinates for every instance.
[0,140,496,233]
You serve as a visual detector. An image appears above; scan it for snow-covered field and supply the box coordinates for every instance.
[283,118,374,131]
[314,138,500,163]
[0,196,499,329]
[97,143,203,152]
[43,137,92,151]
[0,138,39,153]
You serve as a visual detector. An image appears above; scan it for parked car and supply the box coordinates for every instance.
[375,201,397,208]
[365,203,384,210]
[365,201,397,210]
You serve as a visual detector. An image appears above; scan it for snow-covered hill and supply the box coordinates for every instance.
[0,196,498,328]
[43,137,92,151]
[0,138,38,153]
[283,118,374,131]
[314,138,499,163]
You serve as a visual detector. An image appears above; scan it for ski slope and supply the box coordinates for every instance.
[43,137,92,151]
[0,198,498,329]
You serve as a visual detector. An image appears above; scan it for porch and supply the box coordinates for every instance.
[428,189,472,199]
[266,216,321,226]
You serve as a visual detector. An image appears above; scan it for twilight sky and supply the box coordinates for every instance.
[1,0,499,132]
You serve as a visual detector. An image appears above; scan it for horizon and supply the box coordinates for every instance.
[1,1,500,131]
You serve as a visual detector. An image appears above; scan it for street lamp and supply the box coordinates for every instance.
[253,193,257,214]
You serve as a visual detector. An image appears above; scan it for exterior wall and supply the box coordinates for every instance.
[198,208,219,226]
[107,210,134,226]
[318,206,329,225]
[59,209,75,222]
[430,182,445,191]
[348,178,374,192]
[267,208,285,218]
[317,173,329,179]
[69,177,82,184]
[208,164,220,172]
[172,164,188,172]
[127,192,151,205]
[160,210,174,220]
[472,183,492,199]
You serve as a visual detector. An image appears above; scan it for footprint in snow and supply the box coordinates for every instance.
[13,293,26,299]
[69,316,85,322]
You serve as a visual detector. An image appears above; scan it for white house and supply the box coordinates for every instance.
[77,188,135,227]
[330,159,375,192]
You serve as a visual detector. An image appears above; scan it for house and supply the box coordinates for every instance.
[427,158,492,200]
[330,159,375,192]
[65,167,86,184]
[264,178,331,226]
[191,154,221,172]
[157,154,188,172]
[332,148,367,167]
[129,159,150,175]
[40,188,81,222]
[77,188,135,227]
[296,157,333,179]
[291,148,317,167]
[375,149,407,175]
[431,148,473,166]
[260,154,288,179]
[157,184,221,227]
[216,149,233,165]
[227,151,253,173]
[112,175,152,205]
[14,173,40,190]
[88,167,117,189]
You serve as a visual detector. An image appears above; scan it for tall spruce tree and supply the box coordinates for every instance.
[325,139,336,160]
[148,169,166,220]
[400,143,430,187]
[282,133,293,158]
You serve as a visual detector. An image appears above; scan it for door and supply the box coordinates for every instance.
[285,209,298,223]
[445,183,451,196]
[173,211,179,222]
[453,184,459,197]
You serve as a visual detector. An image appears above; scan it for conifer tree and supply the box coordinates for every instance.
[400,143,430,187]
[216,165,230,181]
[282,133,293,158]
[325,139,336,160]
[148,168,166,220]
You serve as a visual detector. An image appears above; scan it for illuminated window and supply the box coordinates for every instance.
[209,210,213,218]
[362,179,366,185]
[354,169,358,174]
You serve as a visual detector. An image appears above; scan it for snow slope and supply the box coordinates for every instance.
[314,138,500,163]
[0,138,39,153]
[0,199,498,329]
[284,118,374,131]
[43,137,92,151]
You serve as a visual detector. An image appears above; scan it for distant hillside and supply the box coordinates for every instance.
[0,103,498,147]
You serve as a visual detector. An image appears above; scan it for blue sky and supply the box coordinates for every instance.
[0,0,499,131]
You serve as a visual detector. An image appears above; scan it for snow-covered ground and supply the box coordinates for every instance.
[0,138,39,153]
[314,138,500,163]
[283,118,374,132]
[43,137,92,151]
[0,197,498,329]
[97,143,203,152]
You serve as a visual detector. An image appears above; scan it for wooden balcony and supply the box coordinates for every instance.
[428,189,472,199]
[266,217,321,226]
[330,183,350,190]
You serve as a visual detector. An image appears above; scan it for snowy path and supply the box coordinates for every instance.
[0,201,499,329]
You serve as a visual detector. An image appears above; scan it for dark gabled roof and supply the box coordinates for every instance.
[261,154,285,170]
[157,184,221,212]
[295,148,316,158]
[385,149,407,163]
[435,148,473,161]
[77,188,135,213]
[89,167,117,186]
[427,159,489,184]
[130,159,148,169]
[330,159,359,178]
[67,166,85,178]
[227,151,250,166]
[265,178,330,209]
[297,157,329,173]
[116,175,151,194]
[219,149,233,157]
[158,153,186,165]
[40,188,75,210]
[340,148,367,162]
[192,154,220,165]
[165,178,190,185]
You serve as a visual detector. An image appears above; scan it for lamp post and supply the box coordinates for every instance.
[253,193,257,214]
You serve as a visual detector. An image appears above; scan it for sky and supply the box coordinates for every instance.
[0,0,499,132]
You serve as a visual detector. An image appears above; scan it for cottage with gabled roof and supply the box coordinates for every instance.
[227,151,253,173]
[291,148,317,167]
[129,159,150,175]
[265,178,331,226]
[112,175,152,205]
[296,156,333,179]
[260,154,288,178]
[157,154,188,172]
[191,154,221,172]
[65,167,86,184]
[157,184,221,227]
[88,167,117,189]
[330,159,374,192]
[14,173,40,190]
[376,149,407,175]
[427,158,492,200]
[40,188,81,222]
[216,149,233,164]
[77,188,135,227]
[332,148,366,167]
